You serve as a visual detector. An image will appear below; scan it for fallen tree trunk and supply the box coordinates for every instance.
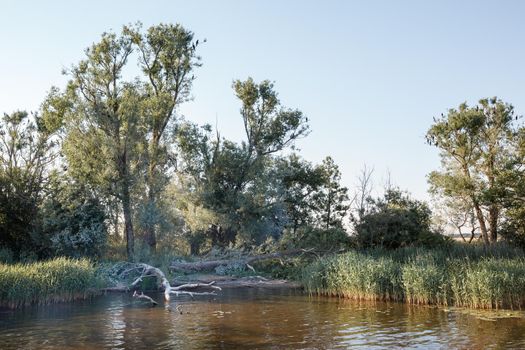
[105,262,221,301]
[169,249,316,273]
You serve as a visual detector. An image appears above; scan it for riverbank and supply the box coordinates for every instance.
[0,258,101,308]
[301,245,525,309]
[4,243,525,310]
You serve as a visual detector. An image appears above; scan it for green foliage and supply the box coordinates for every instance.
[0,111,58,257]
[282,226,352,251]
[311,157,350,229]
[302,244,525,309]
[275,154,324,230]
[0,257,101,308]
[501,209,525,248]
[55,28,143,259]
[355,188,446,249]
[40,178,108,259]
[175,78,310,248]
[0,247,13,263]
[125,23,202,249]
[427,97,524,244]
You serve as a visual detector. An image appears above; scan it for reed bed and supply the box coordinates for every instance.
[302,244,525,309]
[0,257,101,308]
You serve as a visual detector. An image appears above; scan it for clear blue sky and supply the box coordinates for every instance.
[1,0,524,200]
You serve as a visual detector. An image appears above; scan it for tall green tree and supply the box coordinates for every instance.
[58,30,143,259]
[176,78,309,247]
[426,98,521,244]
[125,23,201,250]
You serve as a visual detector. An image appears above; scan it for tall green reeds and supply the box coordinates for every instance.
[0,257,101,308]
[302,244,525,309]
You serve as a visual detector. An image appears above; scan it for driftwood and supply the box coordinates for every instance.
[169,249,315,273]
[105,263,221,301]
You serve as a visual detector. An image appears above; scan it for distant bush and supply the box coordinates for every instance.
[355,189,447,249]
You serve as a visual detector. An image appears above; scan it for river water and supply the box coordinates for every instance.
[1,288,525,349]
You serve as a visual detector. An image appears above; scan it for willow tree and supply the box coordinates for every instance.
[125,23,201,250]
[426,98,521,244]
[58,30,142,259]
[176,78,310,247]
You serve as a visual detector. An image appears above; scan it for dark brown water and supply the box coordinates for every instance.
[1,288,525,349]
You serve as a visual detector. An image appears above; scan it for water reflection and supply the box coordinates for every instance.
[1,289,525,349]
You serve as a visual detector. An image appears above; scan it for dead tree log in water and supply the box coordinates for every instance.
[105,263,221,301]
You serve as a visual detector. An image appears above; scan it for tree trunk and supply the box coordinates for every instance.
[143,187,157,251]
[462,164,490,245]
[190,240,200,256]
[143,155,158,250]
[469,226,476,244]
[473,201,490,245]
[488,206,498,243]
[122,185,135,260]
[486,148,498,243]
[325,184,332,230]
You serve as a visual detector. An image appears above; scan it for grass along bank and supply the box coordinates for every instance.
[0,257,102,308]
[302,245,525,309]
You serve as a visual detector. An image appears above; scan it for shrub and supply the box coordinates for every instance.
[40,179,108,259]
[289,226,352,251]
[355,189,446,249]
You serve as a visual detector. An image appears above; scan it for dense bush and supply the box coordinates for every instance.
[500,206,525,248]
[0,172,40,257]
[40,180,108,259]
[283,226,353,251]
[355,189,447,249]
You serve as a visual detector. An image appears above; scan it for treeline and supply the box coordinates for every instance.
[1,23,524,262]
[0,24,350,261]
